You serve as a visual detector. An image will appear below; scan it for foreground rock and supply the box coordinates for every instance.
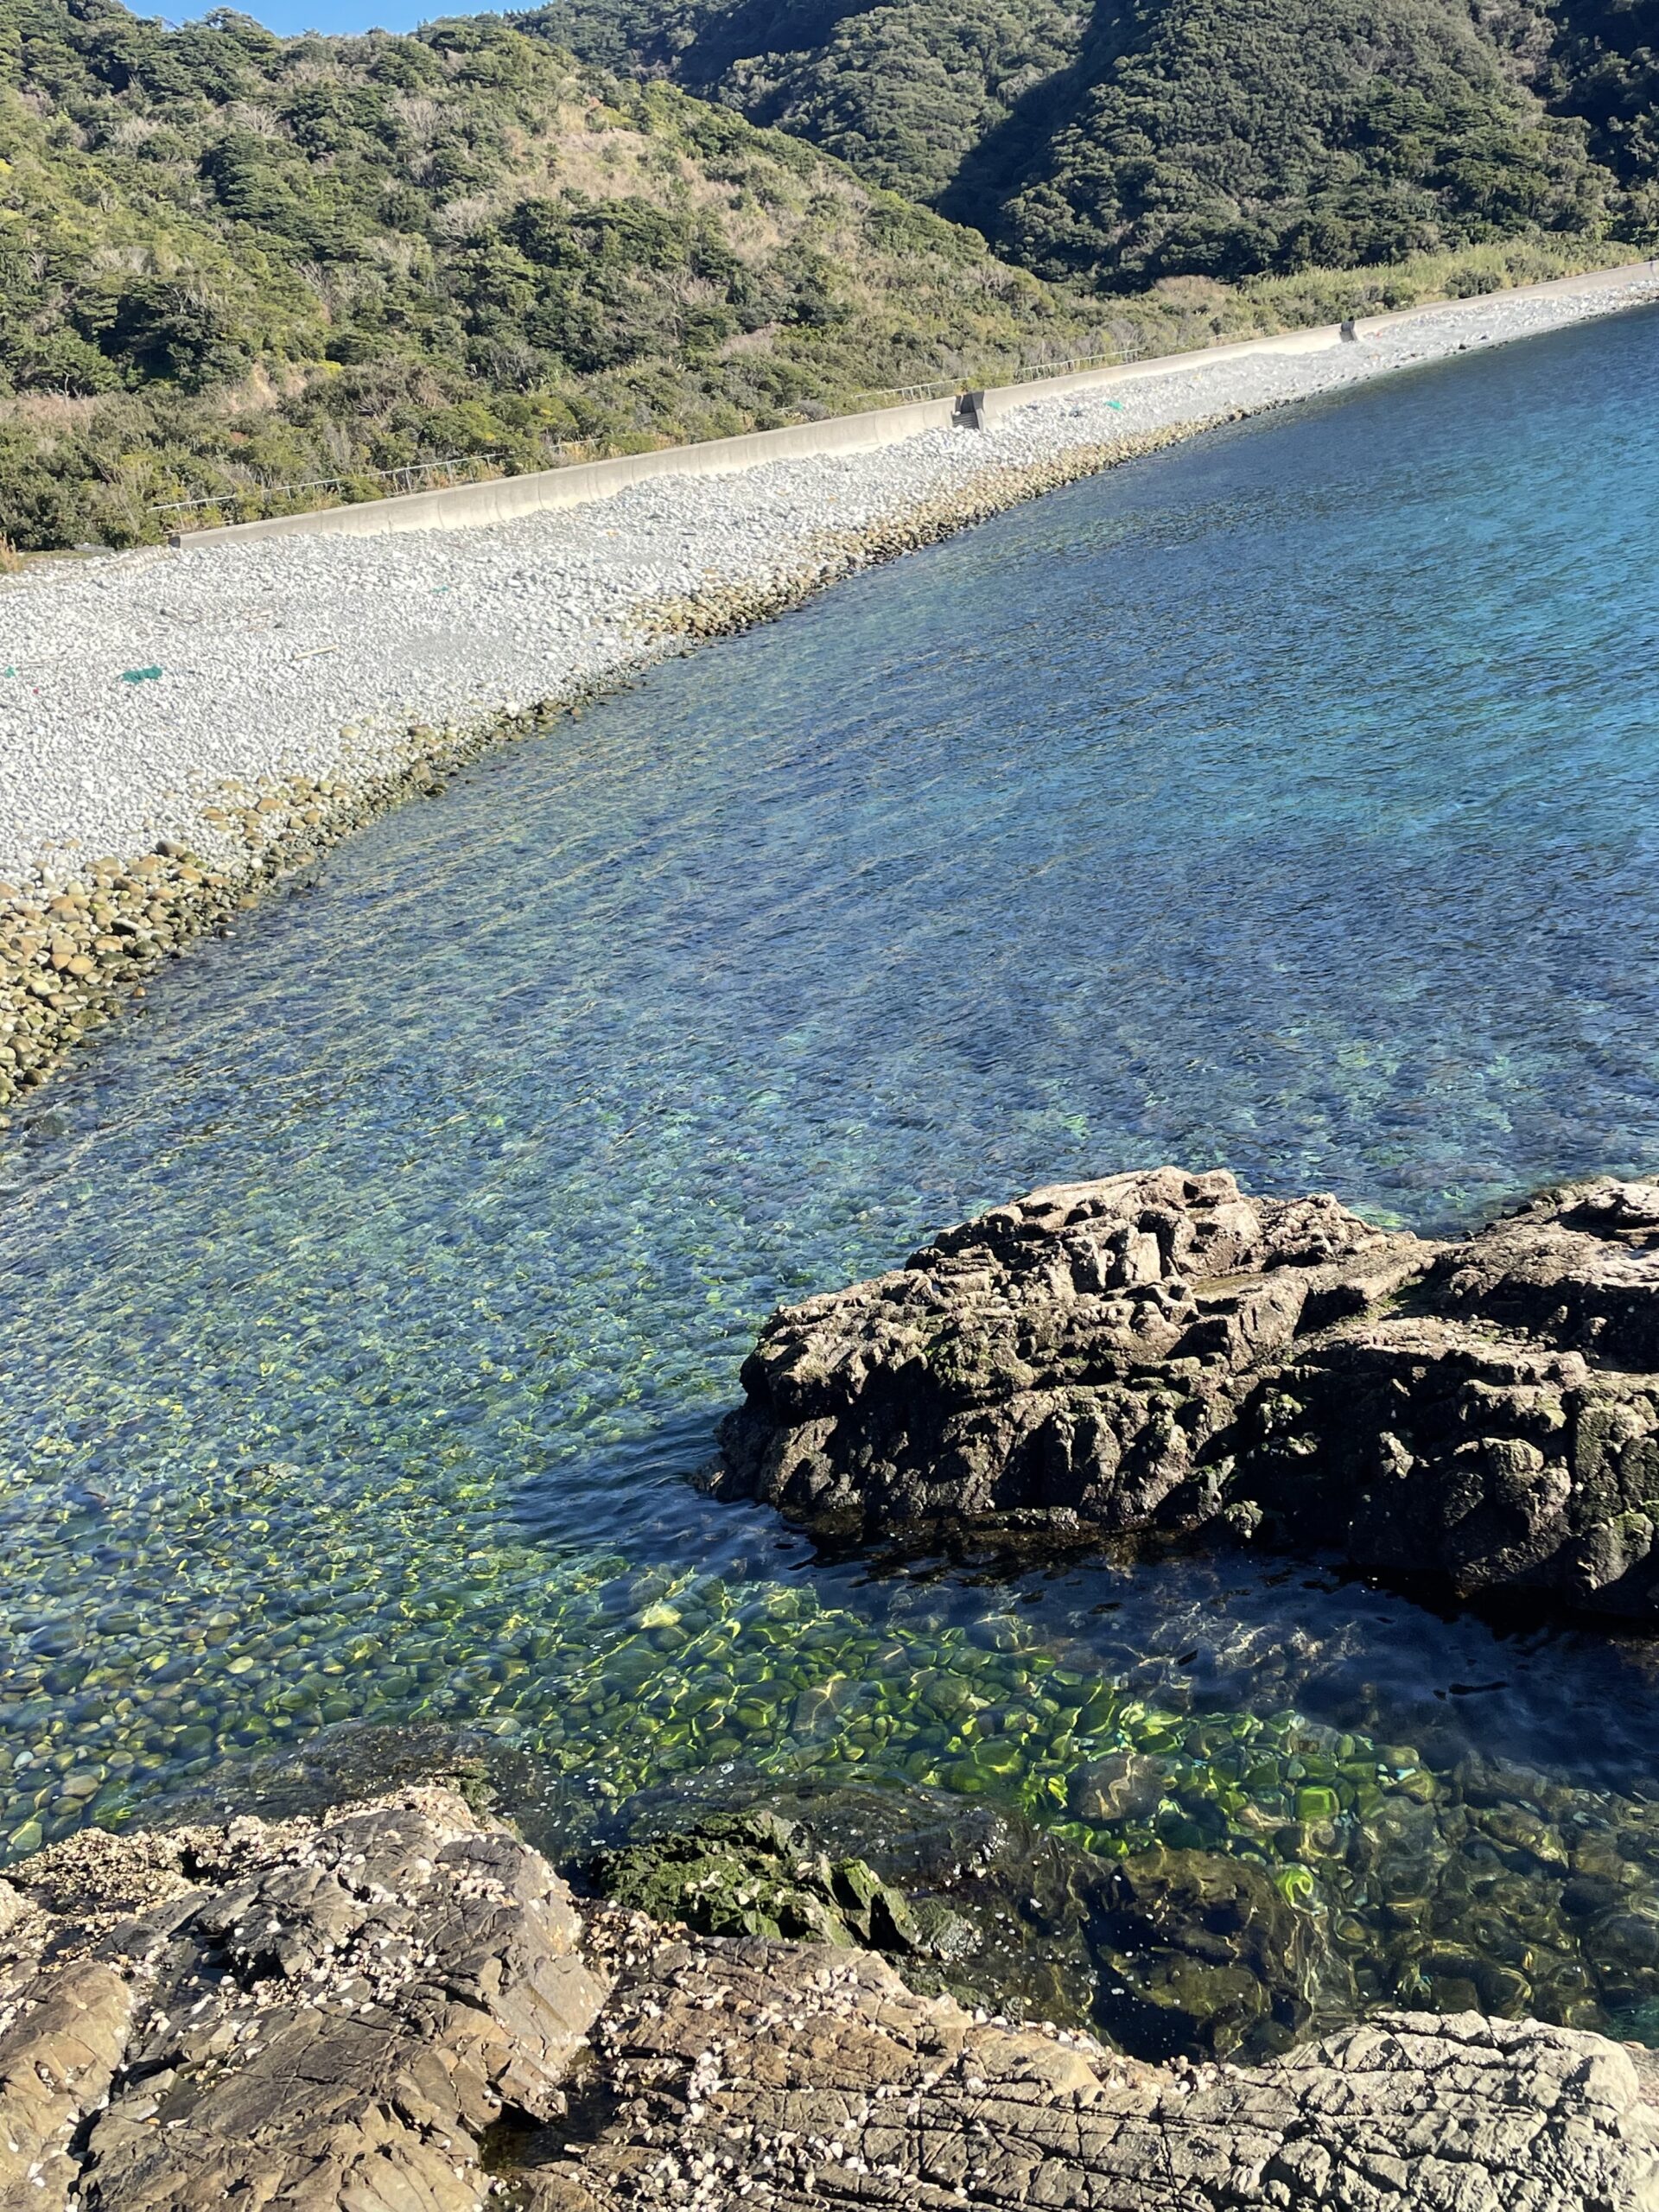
[0,1787,605,2211]
[715,1166,1659,1618]
[547,1942,1659,2211]
[4,1791,1659,2211]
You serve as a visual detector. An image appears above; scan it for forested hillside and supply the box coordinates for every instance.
[0,0,1640,550]
[0,0,1118,545]
[533,0,1659,281]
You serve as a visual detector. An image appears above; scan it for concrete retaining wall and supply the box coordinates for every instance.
[174,331,1344,550]
[175,391,961,548]
[174,260,1656,551]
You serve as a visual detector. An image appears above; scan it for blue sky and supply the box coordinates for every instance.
[227,0,486,34]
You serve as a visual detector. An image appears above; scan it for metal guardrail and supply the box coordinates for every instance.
[847,376,963,405]
[995,345,1135,385]
[849,349,1130,409]
[146,448,543,518]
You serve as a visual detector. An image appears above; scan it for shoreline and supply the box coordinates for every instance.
[5,1784,1657,2210]
[3,261,1657,1113]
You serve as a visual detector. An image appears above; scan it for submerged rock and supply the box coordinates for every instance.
[592,1785,1353,2063]
[715,1166,1659,1618]
[588,1806,972,1961]
[1087,1844,1344,2062]
[7,1789,1659,2210]
[600,1772,1114,2033]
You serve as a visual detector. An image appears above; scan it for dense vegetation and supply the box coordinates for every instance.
[1545,0,1659,213]
[0,0,1644,550]
[529,0,1090,207]
[535,0,1659,281]
[0,0,1125,545]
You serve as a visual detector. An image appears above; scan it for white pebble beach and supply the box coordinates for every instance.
[3,261,1657,890]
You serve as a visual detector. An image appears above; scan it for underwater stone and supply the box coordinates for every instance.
[1088,1842,1350,2063]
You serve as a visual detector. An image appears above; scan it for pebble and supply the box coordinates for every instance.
[0,269,1655,1109]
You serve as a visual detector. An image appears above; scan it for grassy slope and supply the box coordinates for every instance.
[0,0,1120,545]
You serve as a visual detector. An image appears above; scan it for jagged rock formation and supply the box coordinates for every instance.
[0,1788,605,2212]
[5,1789,1659,2211]
[715,1166,1659,1618]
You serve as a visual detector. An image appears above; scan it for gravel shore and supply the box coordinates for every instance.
[2,262,1656,1104]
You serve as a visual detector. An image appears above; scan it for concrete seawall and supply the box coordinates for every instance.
[171,260,1656,551]
[174,391,963,547]
[174,331,1346,549]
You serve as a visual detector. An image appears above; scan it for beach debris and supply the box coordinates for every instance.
[119,665,163,683]
[291,645,339,662]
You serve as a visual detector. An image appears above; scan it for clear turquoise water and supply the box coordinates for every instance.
[6,303,1659,2035]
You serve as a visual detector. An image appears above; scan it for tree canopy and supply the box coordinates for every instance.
[533,0,1657,281]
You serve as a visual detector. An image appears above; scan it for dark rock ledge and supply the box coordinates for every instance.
[4,1789,1659,2211]
[714,1166,1659,1618]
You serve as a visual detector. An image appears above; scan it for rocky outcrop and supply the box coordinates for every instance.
[0,1787,606,2212]
[7,1792,1659,2212]
[714,1166,1659,1618]
[533,1927,1659,2210]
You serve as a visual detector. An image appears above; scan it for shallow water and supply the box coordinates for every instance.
[6,304,1659,2044]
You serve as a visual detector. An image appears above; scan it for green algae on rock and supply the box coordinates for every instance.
[1088,1843,1343,2062]
[16,1439,1659,2053]
[588,1806,972,1960]
[590,1789,1349,2060]
[14,1443,1659,2047]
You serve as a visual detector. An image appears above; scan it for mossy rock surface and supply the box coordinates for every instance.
[589,1807,972,1958]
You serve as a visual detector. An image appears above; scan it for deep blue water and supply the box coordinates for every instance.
[5,303,1659,2031]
